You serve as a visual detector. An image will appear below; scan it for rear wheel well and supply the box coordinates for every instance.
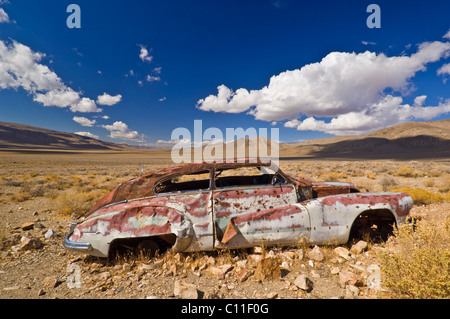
[108,234,177,260]
[349,209,397,243]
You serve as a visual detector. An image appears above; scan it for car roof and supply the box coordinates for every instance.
[86,159,276,216]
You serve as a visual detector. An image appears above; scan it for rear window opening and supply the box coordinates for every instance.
[154,170,211,193]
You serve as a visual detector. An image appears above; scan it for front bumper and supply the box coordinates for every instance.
[62,223,93,253]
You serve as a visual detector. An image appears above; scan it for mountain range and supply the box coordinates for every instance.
[1,119,449,159]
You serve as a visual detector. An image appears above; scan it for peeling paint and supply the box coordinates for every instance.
[63,159,413,257]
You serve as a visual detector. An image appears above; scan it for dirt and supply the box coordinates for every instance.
[0,153,448,300]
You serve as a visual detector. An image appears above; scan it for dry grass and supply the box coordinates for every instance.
[380,210,450,298]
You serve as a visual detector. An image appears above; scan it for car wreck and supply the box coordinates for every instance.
[63,160,413,258]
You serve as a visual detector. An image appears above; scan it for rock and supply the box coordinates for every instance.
[19,237,42,251]
[333,247,352,260]
[174,280,200,299]
[339,270,362,287]
[44,229,57,239]
[43,275,59,288]
[345,284,360,298]
[293,274,314,292]
[266,292,278,299]
[330,266,340,275]
[351,240,368,255]
[21,222,34,231]
[37,288,45,296]
[235,268,253,282]
[307,245,324,262]
[208,264,233,279]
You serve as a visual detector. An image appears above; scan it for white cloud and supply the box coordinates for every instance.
[0,39,107,113]
[70,97,102,113]
[146,75,161,82]
[158,97,166,102]
[96,92,122,106]
[33,88,80,107]
[102,121,143,141]
[362,41,376,46]
[75,132,99,140]
[198,39,450,135]
[73,116,96,127]
[437,63,450,76]
[0,8,10,23]
[443,29,450,40]
[138,44,153,63]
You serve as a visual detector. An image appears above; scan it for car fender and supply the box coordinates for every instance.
[69,201,194,257]
[302,192,413,244]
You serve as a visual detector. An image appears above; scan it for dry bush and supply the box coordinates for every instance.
[380,175,399,191]
[393,187,446,205]
[54,189,106,217]
[393,166,418,178]
[380,212,450,298]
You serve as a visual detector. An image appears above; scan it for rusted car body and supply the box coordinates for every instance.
[63,160,413,258]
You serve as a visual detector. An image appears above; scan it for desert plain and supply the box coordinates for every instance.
[0,148,449,299]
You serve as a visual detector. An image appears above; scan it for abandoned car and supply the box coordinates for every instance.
[63,160,413,258]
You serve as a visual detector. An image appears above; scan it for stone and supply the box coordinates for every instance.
[307,245,324,262]
[174,280,200,299]
[208,264,233,279]
[333,247,352,260]
[235,268,253,282]
[330,267,340,275]
[293,274,314,292]
[339,270,361,287]
[345,284,360,298]
[21,222,34,231]
[43,275,59,288]
[19,237,42,251]
[44,229,57,239]
[351,240,368,255]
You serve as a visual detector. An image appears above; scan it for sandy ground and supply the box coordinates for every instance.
[0,152,449,300]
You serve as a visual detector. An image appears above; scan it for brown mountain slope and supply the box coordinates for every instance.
[0,121,131,151]
[281,119,450,159]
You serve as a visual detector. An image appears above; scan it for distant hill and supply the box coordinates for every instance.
[0,121,132,151]
[280,119,450,159]
[1,119,449,159]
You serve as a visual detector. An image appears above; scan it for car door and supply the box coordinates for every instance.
[212,166,310,249]
[153,169,215,252]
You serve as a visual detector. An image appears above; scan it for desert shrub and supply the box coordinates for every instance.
[380,212,450,298]
[393,187,445,205]
[393,166,417,177]
[10,191,32,202]
[54,189,105,217]
[380,176,398,191]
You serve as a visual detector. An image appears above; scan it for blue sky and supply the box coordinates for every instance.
[0,0,449,146]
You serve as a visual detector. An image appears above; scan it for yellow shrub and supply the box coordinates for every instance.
[54,189,105,217]
[394,166,416,177]
[393,187,445,205]
[380,212,450,298]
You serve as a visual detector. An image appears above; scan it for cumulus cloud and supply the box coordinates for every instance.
[0,8,10,23]
[75,131,99,140]
[437,63,450,76]
[70,97,102,113]
[73,116,96,127]
[102,121,143,141]
[138,44,153,63]
[0,39,106,113]
[197,38,450,135]
[96,92,122,106]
